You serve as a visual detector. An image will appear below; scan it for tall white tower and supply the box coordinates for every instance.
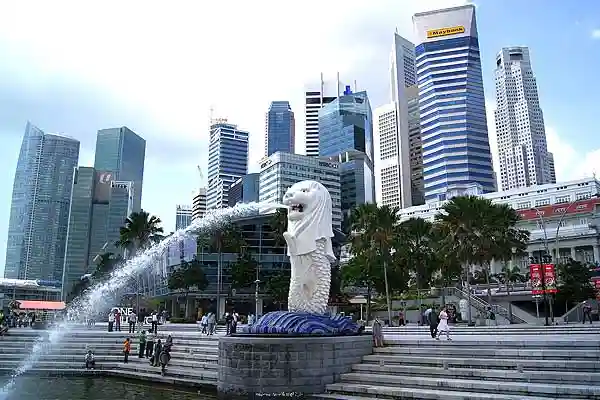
[494,46,551,191]
[304,73,344,157]
[374,33,420,208]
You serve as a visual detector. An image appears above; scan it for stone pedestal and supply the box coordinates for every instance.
[217,334,372,398]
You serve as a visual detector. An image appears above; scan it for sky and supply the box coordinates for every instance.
[0,0,599,276]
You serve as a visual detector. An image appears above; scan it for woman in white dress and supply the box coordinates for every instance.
[436,306,452,341]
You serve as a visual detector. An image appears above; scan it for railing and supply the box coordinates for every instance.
[447,287,527,324]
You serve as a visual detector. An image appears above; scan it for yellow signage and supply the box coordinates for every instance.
[427,26,465,39]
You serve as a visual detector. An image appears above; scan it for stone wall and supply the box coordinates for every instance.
[217,335,372,398]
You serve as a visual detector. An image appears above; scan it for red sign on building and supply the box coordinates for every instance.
[518,198,600,220]
[530,264,543,295]
[529,264,557,294]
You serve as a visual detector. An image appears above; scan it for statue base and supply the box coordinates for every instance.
[242,311,364,336]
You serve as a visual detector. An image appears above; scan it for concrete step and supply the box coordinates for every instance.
[0,356,217,370]
[381,338,600,349]
[322,383,576,400]
[362,354,600,372]
[338,372,600,398]
[377,327,600,335]
[351,363,600,385]
[117,362,217,381]
[0,351,218,363]
[373,346,598,360]
[0,342,219,353]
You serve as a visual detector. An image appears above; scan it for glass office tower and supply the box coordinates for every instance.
[94,127,146,211]
[413,5,496,202]
[4,122,80,281]
[265,101,295,156]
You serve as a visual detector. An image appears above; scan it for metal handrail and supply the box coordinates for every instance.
[448,287,527,324]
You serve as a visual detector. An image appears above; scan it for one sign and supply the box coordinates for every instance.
[542,264,557,294]
[518,198,600,220]
[111,307,133,323]
[426,26,465,39]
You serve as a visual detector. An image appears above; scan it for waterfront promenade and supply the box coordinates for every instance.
[1,324,600,399]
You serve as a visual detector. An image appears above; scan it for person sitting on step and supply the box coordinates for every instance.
[85,350,95,369]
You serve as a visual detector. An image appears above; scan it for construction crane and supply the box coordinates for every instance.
[197,165,204,181]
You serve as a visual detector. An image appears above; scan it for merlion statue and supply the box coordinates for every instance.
[245,180,362,336]
[282,180,335,315]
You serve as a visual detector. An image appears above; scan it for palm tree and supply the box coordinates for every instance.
[397,217,436,316]
[208,224,246,314]
[115,210,164,315]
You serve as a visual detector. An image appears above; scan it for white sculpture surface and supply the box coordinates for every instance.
[282,180,336,315]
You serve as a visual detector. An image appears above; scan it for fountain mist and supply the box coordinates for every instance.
[0,202,267,398]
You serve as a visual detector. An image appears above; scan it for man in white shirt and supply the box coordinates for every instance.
[128,311,137,333]
[151,311,158,334]
[108,312,115,332]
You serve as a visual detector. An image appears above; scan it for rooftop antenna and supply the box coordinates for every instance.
[354,79,357,92]
[209,105,215,124]
[395,27,398,34]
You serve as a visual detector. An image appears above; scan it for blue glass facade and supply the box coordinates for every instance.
[416,31,495,202]
[318,91,375,214]
[266,101,295,156]
[94,127,146,211]
[228,173,259,207]
[4,122,80,281]
[207,121,249,210]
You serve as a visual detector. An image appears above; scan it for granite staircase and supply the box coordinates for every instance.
[0,328,219,387]
[316,326,600,400]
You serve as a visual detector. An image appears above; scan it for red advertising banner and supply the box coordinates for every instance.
[542,264,557,294]
[518,198,600,220]
[594,279,600,300]
[530,264,543,295]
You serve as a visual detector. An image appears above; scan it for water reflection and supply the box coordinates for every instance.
[0,376,217,400]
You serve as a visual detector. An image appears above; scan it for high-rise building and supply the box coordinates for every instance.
[175,205,193,230]
[228,173,260,207]
[4,122,80,281]
[494,46,552,191]
[259,152,342,230]
[375,33,419,209]
[62,168,134,297]
[192,188,207,220]
[206,119,249,210]
[93,127,146,212]
[319,90,376,215]
[413,5,496,202]
[304,73,345,157]
[548,152,556,184]
[265,101,295,156]
[407,87,425,206]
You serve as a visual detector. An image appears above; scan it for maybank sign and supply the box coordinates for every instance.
[426,26,465,39]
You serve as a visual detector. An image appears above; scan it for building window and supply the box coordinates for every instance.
[534,199,551,207]
[555,195,570,204]
[580,217,588,226]
[516,201,530,210]
[576,192,592,200]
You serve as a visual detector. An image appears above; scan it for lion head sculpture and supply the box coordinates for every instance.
[282,180,335,260]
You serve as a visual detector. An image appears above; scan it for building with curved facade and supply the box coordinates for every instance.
[4,122,80,281]
[192,188,207,220]
[413,5,496,203]
[265,101,295,157]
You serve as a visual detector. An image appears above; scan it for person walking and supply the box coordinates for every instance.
[138,330,147,358]
[145,330,154,358]
[436,306,452,341]
[108,311,115,332]
[122,337,131,363]
[200,314,208,334]
[115,310,121,332]
[225,313,232,335]
[128,310,137,333]
[428,306,439,339]
[207,312,216,335]
[397,310,406,326]
[372,317,383,347]
[151,311,158,334]
[582,302,593,324]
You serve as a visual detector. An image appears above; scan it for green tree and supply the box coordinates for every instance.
[116,210,164,314]
[229,250,258,290]
[265,270,291,310]
[167,258,209,317]
[556,260,596,313]
[269,209,288,252]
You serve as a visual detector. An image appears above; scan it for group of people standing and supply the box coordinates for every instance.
[122,331,173,375]
[107,310,160,334]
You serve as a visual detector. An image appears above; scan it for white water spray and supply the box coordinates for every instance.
[0,202,277,398]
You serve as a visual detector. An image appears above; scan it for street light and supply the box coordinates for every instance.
[254,279,261,318]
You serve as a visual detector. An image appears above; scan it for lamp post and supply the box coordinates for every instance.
[530,255,550,326]
[254,279,261,318]
[530,207,550,256]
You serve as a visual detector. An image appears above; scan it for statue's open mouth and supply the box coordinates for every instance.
[290,204,304,212]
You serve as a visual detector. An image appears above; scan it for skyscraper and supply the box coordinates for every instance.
[548,152,556,184]
[494,46,552,191]
[228,173,259,207]
[304,74,345,157]
[175,205,193,230]
[265,101,295,156]
[94,127,146,212]
[62,168,134,297]
[375,33,423,208]
[319,90,376,215]
[4,122,80,281]
[413,5,496,202]
[207,119,249,210]
[192,188,207,220]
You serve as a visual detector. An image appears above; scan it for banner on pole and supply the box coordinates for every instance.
[542,264,557,294]
[529,264,543,295]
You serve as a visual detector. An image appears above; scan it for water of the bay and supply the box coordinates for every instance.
[0,376,217,400]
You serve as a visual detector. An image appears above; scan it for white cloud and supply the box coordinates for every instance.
[0,0,468,233]
[592,29,600,39]
[486,99,600,187]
